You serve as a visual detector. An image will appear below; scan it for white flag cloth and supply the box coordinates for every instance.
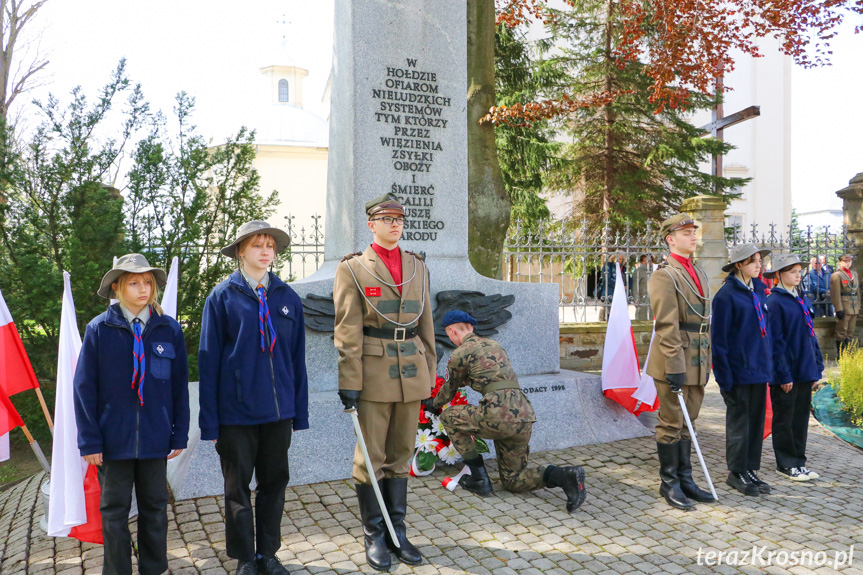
[600,263,644,414]
[0,433,9,462]
[631,325,659,406]
[47,271,87,537]
[160,256,179,319]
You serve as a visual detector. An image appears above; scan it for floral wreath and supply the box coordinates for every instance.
[410,376,489,476]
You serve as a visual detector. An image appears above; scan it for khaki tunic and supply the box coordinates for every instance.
[646,258,712,443]
[334,245,436,482]
[831,269,860,340]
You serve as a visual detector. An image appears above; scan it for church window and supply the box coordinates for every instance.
[278,79,289,102]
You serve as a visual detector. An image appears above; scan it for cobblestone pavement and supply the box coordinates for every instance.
[2,385,862,575]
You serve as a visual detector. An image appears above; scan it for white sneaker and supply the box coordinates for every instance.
[799,466,819,479]
[777,467,810,482]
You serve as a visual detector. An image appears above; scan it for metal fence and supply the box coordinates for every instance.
[503,220,667,322]
[281,214,325,280]
[729,223,856,318]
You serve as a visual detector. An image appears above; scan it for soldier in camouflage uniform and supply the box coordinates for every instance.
[425,311,586,513]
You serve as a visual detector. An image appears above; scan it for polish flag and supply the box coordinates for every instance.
[47,272,102,543]
[160,256,179,319]
[601,263,656,416]
[0,433,9,462]
[630,326,660,412]
[0,385,24,438]
[0,288,40,397]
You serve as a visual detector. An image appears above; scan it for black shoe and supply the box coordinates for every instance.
[544,465,587,512]
[745,470,771,494]
[677,439,716,503]
[381,478,422,566]
[235,560,257,575]
[657,442,694,510]
[256,556,289,575]
[726,472,760,496]
[356,482,392,571]
[836,340,842,357]
[460,456,493,496]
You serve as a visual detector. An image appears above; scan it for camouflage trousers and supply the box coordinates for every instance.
[440,404,545,493]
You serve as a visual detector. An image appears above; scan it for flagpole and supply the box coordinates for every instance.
[20,423,51,475]
[34,388,54,435]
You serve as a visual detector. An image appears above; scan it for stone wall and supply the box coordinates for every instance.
[560,318,850,373]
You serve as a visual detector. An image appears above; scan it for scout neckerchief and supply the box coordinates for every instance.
[132,316,146,405]
[751,288,767,338]
[794,293,815,337]
[256,284,277,354]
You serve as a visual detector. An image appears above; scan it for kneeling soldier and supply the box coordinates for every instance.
[426,311,586,512]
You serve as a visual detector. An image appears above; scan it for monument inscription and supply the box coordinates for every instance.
[373,58,450,241]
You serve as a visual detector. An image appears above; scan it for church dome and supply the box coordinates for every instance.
[252,103,328,147]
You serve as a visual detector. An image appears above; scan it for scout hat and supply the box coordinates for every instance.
[220,220,290,258]
[659,213,698,240]
[722,243,772,272]
[366,193,405,219]
[97,254,167,299]
[763,253,808,279]
[442,310,477,328]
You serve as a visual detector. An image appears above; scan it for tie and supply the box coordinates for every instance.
[257,285,277,354]
[796,296,816,337]
[132,319,145,405]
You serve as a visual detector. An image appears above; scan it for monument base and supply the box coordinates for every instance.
[167,372,651,500]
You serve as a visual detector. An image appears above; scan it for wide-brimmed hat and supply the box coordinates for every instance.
[763,253,808,279]
[97,254,167,299]
[220,220,290,259]
[722,243,771,272]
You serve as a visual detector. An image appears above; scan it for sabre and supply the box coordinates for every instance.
[676,391,719,501]
[346,407,400,548]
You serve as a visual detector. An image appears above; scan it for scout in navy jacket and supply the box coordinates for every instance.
[198,269,309,439]
[711,275,773,390]
[74,304,190,460]
[767,287,824,385]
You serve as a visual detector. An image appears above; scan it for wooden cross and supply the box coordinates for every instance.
[698,79,761,191]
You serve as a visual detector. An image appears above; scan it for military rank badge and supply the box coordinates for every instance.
[365,287,381,297]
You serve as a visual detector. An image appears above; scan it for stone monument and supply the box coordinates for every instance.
[168,0,649,500]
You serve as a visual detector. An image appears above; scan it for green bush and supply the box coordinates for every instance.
[834,341,863,426]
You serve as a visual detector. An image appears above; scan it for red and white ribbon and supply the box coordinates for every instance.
[442,466,470,491]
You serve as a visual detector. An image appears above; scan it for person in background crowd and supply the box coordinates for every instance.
[633,254,652,320]
[712,244,773,497]
[831,253,860,355]
[764,254,824,482]
[74,254,190,575]
[805,257,833,317]
[819,254,833,276]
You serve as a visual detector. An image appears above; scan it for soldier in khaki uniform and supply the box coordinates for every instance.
[334,193,435,571]
[645,214,716,510]
[830,253,859,354]
[426,311,586,512]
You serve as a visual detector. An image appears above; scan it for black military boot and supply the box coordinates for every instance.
[677,439,716,503]
[836,340,842,357]
[657,442,694,510]
[356,483,391,571]
[460,456,493,495]
[544,465,587,512]
[381,478,422,566]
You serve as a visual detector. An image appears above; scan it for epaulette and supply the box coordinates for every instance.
[341,252,362,262]
[405,250,426,261]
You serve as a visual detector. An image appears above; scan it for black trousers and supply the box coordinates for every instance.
[217,418,292,561]
[720,384,767,473]
[97,458,168,575]
[771,382,814,469]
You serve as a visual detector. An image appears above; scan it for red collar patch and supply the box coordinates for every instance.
[365,287,381,297]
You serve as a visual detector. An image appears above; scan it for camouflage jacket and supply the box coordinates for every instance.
[433,332,536,422]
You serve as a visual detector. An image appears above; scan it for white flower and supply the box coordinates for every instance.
[431,415,447,436]
[415,429,438,453]
[438,443,460,465]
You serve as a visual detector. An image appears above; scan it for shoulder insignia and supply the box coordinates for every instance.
[341,251,362,262]
[405,250,426,261]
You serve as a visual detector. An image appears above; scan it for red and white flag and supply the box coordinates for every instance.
[47,272,102,543]
[601,264,656,416]
[160,256,179,319]
[0,433,9,462]
[0,287,40,397]
[631,326,660,412]
[0,386,24,439]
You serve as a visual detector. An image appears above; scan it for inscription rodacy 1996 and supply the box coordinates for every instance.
[372,58,450,242]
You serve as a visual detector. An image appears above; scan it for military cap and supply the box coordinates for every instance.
[98,253,167,299]
[442,310,477,328]
[763,253,808,279]
[659,213,698,240]
[722,243,771,272]
[839,253,855,262]
[365,193,405,218]
[220,220,290,259]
